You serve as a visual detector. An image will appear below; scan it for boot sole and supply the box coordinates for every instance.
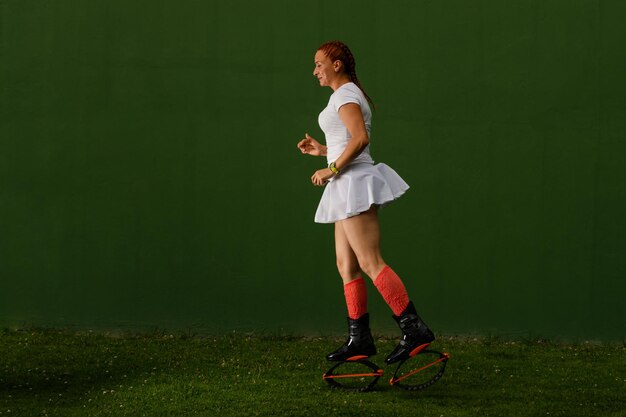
[385,340,433,364]
[409,343,431,357]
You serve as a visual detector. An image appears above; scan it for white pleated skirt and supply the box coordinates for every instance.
[314,162,410,224]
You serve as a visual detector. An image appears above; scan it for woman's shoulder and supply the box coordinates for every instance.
[330,82,364,106]
[334,82,361,95]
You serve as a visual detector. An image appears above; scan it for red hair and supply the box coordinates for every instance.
[317,40,375,109]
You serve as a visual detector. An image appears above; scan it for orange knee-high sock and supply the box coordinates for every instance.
[373,266,410,316]
[343,277,368,319]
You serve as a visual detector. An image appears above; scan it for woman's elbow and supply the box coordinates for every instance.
[348,133,369,151]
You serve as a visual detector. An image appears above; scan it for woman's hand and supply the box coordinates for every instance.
[311,167,334,186]
[297,133,327,156]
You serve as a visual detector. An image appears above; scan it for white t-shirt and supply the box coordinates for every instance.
[318,82,374,166]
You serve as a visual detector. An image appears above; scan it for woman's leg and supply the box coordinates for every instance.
[326,221,376,361]
[335,221,368,319]
[336,206,385,279]
[339,206,434,364]
[334,220,362,285]
[338,206,409,315]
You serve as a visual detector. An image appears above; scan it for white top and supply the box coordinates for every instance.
[318,82,374,166]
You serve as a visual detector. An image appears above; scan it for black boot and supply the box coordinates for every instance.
[385,301,435,365]
[326,313,377,362]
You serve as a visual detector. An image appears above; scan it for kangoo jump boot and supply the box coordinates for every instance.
[327,313,377,362]
[385,301,435,365]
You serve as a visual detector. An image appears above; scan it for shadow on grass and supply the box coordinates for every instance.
[0,327,197,409]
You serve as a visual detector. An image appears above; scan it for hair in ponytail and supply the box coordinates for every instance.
[317,40,375,110]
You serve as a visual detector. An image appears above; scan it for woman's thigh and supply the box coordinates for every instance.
[334,221,361,284]
[339,206,386,278]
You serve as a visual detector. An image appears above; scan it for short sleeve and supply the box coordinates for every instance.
[331,86,363,113]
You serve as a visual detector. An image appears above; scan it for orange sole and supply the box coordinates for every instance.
[409,343,431,357]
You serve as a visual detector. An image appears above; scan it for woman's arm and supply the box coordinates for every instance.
[310,103,369,186]
[333,103,369,171]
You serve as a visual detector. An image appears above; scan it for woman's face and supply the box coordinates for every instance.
[313,50,337,87]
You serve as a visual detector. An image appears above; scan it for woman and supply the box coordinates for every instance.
[297,40,435,365]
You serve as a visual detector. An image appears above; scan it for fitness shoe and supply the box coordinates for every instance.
[326,313,377,362]
[385,301,435,365]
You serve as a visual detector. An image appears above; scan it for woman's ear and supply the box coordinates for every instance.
[333,60,343,72]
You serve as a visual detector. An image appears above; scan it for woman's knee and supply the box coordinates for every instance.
[335,260,361,281]
[357,255,386,280]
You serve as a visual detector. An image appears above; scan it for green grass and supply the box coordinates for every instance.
[1,329,624,417]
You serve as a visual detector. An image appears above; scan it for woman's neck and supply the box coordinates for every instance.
[330,75,352,91]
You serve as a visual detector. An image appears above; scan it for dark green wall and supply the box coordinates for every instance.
[1,0,625,340]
